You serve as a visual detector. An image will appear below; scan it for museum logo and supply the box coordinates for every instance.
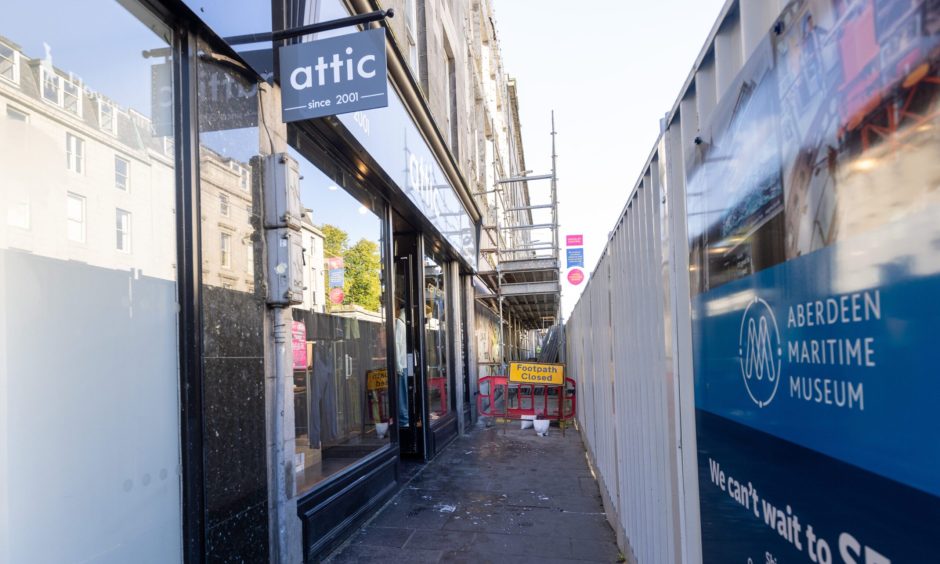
[738,297,782,408]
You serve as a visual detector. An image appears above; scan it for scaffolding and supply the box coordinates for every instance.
[477,112,561,363]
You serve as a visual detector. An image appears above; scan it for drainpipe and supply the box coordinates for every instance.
[272,310,290,563]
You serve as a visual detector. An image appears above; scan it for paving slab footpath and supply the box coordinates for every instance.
[325,423,622,563]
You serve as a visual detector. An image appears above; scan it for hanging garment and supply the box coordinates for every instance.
[310,340,338,446]
[395,312,409,427]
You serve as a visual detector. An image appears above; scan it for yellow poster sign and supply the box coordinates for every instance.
[509,362,565,386]
[366,369,388,391]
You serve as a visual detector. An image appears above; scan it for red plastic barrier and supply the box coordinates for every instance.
[477,375,576,421]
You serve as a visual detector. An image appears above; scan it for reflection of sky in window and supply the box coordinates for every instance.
[5,1,169,118]
[180,0,271,40]
[288,146,380,246]
[199,128,259,164]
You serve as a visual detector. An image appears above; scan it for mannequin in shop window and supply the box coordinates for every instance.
[395,299,409,428]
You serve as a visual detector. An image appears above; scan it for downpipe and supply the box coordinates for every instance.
[272,309,290,563]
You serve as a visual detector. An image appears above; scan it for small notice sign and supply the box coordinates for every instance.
[566,248,584,268]
[566,234,583,247]
[366,369,388,390]
[509,362,565,386]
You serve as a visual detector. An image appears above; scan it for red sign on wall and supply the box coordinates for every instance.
[567,268,585,285]
[566,234,583,246]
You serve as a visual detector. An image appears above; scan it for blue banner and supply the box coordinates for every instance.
[566,248,584,269]
[692,209,940,561]
[328,268,344,289]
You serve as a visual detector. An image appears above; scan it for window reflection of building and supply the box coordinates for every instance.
[0,35,177,280]
[198,146,256,292]
[688,0,940,294]
[300,213,326,314]
[0,6,184,560]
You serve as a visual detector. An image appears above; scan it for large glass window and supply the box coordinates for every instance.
[289,141,389,494]
[1,2,183,561]
[424,249,451,423]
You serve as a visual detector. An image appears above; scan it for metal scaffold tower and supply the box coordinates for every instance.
[477,112,561,362]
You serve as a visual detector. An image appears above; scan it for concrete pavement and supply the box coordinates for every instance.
[325,423,622,563]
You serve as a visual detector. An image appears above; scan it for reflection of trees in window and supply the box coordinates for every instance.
[320,223,381,312]
[322,223,347,258]
[345,239,381,311]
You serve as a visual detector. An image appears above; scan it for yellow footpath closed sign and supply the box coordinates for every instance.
[508,362,565,386]
[367,369,388,391]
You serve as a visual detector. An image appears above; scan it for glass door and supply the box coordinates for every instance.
[423,247,452,426]
[394,231,423,457]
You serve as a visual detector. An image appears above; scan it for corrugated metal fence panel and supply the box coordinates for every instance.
[565,2,800,561]
[568,171,683,563]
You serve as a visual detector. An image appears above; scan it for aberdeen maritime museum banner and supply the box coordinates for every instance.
[685,0,940,562]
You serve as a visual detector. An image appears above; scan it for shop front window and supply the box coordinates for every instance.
[424,250,451,423]
[289,141,389,494]
[1,2,183,561]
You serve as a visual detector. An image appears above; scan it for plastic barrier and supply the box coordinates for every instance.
[476,375,576,421]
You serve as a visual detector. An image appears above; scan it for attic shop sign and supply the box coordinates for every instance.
[279,28,388,121]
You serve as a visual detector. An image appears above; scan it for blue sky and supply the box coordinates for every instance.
[493,0,727,316]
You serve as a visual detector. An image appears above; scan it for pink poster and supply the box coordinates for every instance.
[566,234,583,246]
[292,321,307,370]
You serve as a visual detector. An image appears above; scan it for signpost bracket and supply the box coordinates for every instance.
[224,9,394,46]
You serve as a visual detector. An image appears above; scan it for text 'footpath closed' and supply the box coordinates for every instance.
[509,362,565,386]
